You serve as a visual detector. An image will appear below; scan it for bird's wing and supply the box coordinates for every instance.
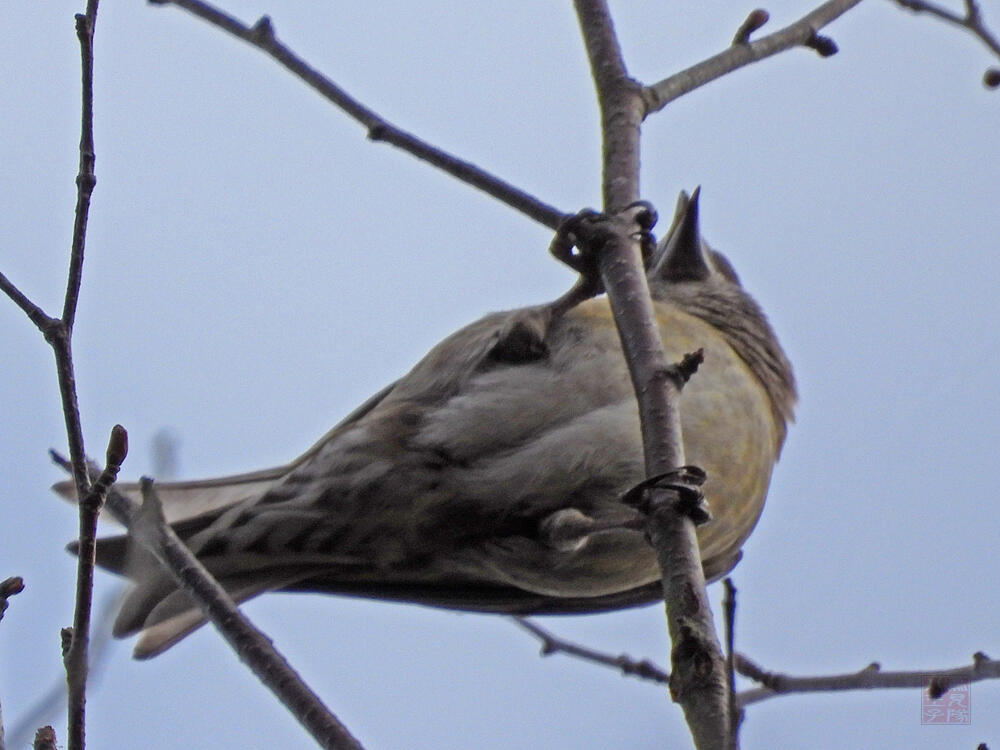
[51,380,399,525]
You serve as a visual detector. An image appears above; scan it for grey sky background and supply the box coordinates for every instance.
[2,1,998,748]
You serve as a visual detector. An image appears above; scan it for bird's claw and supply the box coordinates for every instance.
[550,202,660,281]
[624,200,659,266]
[549,208,603,276]
[621,465,711,525]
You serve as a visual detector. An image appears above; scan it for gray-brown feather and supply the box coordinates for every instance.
[81,191,796,658]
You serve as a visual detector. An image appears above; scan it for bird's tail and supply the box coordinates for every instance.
[57,466,307,658]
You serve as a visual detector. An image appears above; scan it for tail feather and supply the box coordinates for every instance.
[52,467,289,526]
[127,570,312,659]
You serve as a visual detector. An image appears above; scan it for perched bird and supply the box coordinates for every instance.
[62,190,796,658]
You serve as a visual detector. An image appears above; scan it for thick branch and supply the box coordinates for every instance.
[573,2,730,748]
[644,0,863,112]
[148,0,564,228]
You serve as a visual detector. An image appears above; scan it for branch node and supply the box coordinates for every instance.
[984,67,1000,88]
[733,9,771,45]
[926,676,950,699]
[105,424,129,470]
[0,576,25,623]
[250,15,275,44]
[804,30,839,57]
[73,13,91,37]
[668,348,705,388]
[669,619,720,701]
[33,726,59,750]
[60,627,74,659]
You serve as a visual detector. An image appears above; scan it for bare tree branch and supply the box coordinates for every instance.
[513,617,670,684]
[32,727,58,750]
[644,0,863,113]
[722,579,739,748]
[50,445,366,749]
[124,481,365,750]
[0,4,105,748]
[892,0,1000,56]
[573,1,731,747]
[63,3,99,329]
[0,577,25,750]
[64,424,120,750]
[6,591,122,750]
[513,614,1000,718]
[0,578,25,626]
[147,0,565,229]
[891,0,1000,86]
[736,652,1000,707]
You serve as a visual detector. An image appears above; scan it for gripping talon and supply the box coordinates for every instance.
[621,466,711,525]
[550,209,602,274]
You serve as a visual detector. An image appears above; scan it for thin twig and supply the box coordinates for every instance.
[573,2,730,747]
[1,10,103,745]
[513,618,670,684]
[64,425,119,750]
[127,481,365,750]
[0,272,57,333]
[0,578,25,750]
[515,617,1000,714]
[0,578,25,626]
[147,0,565,229]
[644,0,863,113]
[56,6,102,750]
[50,450,366,749]
[722,579,739,749]
[63,2,99,329]
[6,590,123,750]
[892,0,1000,57]
[736,652,1000,707]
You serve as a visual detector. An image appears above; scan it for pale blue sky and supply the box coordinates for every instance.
[2,2,998,748]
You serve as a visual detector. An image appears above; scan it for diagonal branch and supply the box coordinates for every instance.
[891,0,1000,60]
[148,0,565,229]
[513,617,670,684]
[573,1,730,748]
[0,272,56,333]
[122,479,365,749]
[644,0,863,113]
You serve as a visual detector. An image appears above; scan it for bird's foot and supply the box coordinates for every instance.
[547,202,659,318]
[621,465,711,525]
